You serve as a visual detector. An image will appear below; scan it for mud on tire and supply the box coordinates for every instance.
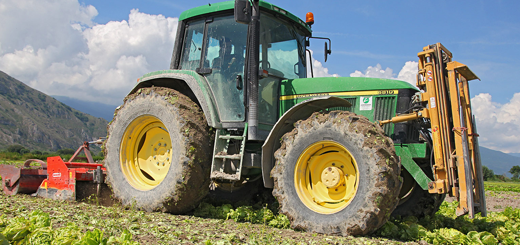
[271,111,401,236]
[104,87,211,213]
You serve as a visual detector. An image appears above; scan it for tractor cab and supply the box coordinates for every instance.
[172,1,310,131]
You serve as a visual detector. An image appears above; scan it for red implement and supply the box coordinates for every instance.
[0,159,47,195]
[36,156,105,201]
[0,139,107,201]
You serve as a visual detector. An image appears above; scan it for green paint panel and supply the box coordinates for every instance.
[395,143,431,190]
[278,77,412,135]
[179,1,311,33]
[280,77,417,96]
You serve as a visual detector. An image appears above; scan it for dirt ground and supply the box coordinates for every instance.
[445,190,520,213]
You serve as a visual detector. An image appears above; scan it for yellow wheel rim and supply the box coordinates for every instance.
[294,141,359,214]
[120,115,172,190]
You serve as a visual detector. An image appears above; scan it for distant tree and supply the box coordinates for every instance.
[32,150,43,155]
[509,165,520,180]
[496,174,507,182]
[7,144,26,154]
[20,148,29,154]
[482,166,495,181]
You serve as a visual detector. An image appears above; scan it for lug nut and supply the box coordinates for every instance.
[332,163,335,166]
[156,162,159,165]
[158,143,161,146]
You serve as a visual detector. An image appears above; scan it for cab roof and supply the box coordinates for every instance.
[179,1,312,33]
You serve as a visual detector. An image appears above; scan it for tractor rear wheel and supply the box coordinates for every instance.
[104,87,211,213]
[271,111,401,236]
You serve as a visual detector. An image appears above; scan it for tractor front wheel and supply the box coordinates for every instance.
[271,111,401,236]
[104,87,211,213]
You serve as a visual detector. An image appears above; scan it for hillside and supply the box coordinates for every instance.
[480,146,520,177]
[53,95,116,121]
[0,71,108,151]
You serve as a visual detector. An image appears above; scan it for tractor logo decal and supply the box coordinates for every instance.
[360,96,373,111]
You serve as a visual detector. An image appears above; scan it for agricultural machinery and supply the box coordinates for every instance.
[0,0,486,236]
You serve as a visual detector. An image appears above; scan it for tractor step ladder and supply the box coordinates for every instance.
[210,126,247,181]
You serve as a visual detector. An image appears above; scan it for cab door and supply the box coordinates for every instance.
[179,15,248,123]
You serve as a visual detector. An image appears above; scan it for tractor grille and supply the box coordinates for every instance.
[327,98,356,112]
[374,97,396,135]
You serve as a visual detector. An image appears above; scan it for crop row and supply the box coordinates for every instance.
[0,210,138,244]
[484,181,520,193]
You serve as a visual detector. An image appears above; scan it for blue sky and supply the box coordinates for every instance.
[80,0,520,104]
[1,0,519,153]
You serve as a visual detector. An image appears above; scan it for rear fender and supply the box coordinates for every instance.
[128,70,221,128]
[261,96,352,188]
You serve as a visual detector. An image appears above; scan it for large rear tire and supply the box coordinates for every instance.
[104,87,211,213]
[271,111,401,236]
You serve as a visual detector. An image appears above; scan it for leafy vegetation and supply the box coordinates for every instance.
[0,209,137,244]
[0,192,406,244]
[375,182,520,244]
[0,160,519,244]
[376,201,520,244]
[485,181,520,193]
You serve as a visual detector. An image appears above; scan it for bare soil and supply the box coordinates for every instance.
[445,190,520,212]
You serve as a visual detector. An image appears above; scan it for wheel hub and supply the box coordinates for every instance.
[294,141,359,214]
[321,166,344,188]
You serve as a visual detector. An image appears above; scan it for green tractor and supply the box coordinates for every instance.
[104,0,485,236]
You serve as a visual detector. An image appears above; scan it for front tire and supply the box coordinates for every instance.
[104,87,211,213]
[271,111,401,236]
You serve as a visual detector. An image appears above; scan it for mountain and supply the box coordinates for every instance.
[508,153,520,158]
[53,95,117,122]
[480,146,520,177]
[0,71,108,151]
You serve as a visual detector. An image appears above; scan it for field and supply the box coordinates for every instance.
[1,170,520,244]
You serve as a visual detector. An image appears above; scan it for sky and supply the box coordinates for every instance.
[0,0,519,153]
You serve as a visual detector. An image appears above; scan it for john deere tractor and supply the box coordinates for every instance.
[104,0,485,236]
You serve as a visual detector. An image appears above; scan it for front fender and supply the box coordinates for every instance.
[129,70,220,128]
[261,96,352,188]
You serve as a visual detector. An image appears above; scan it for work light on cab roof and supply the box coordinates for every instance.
[306,12,314,26]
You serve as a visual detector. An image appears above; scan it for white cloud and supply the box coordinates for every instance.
[0,0,178,105]
[349,61,418,87]
[472,93,520,153]
[306,50,339,78]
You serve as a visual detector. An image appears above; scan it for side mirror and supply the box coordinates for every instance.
[324,42,332,62]
[235,0,251,24]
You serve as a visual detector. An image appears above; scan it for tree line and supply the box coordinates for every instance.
[482,165,520,182]
[1,144,104,162]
